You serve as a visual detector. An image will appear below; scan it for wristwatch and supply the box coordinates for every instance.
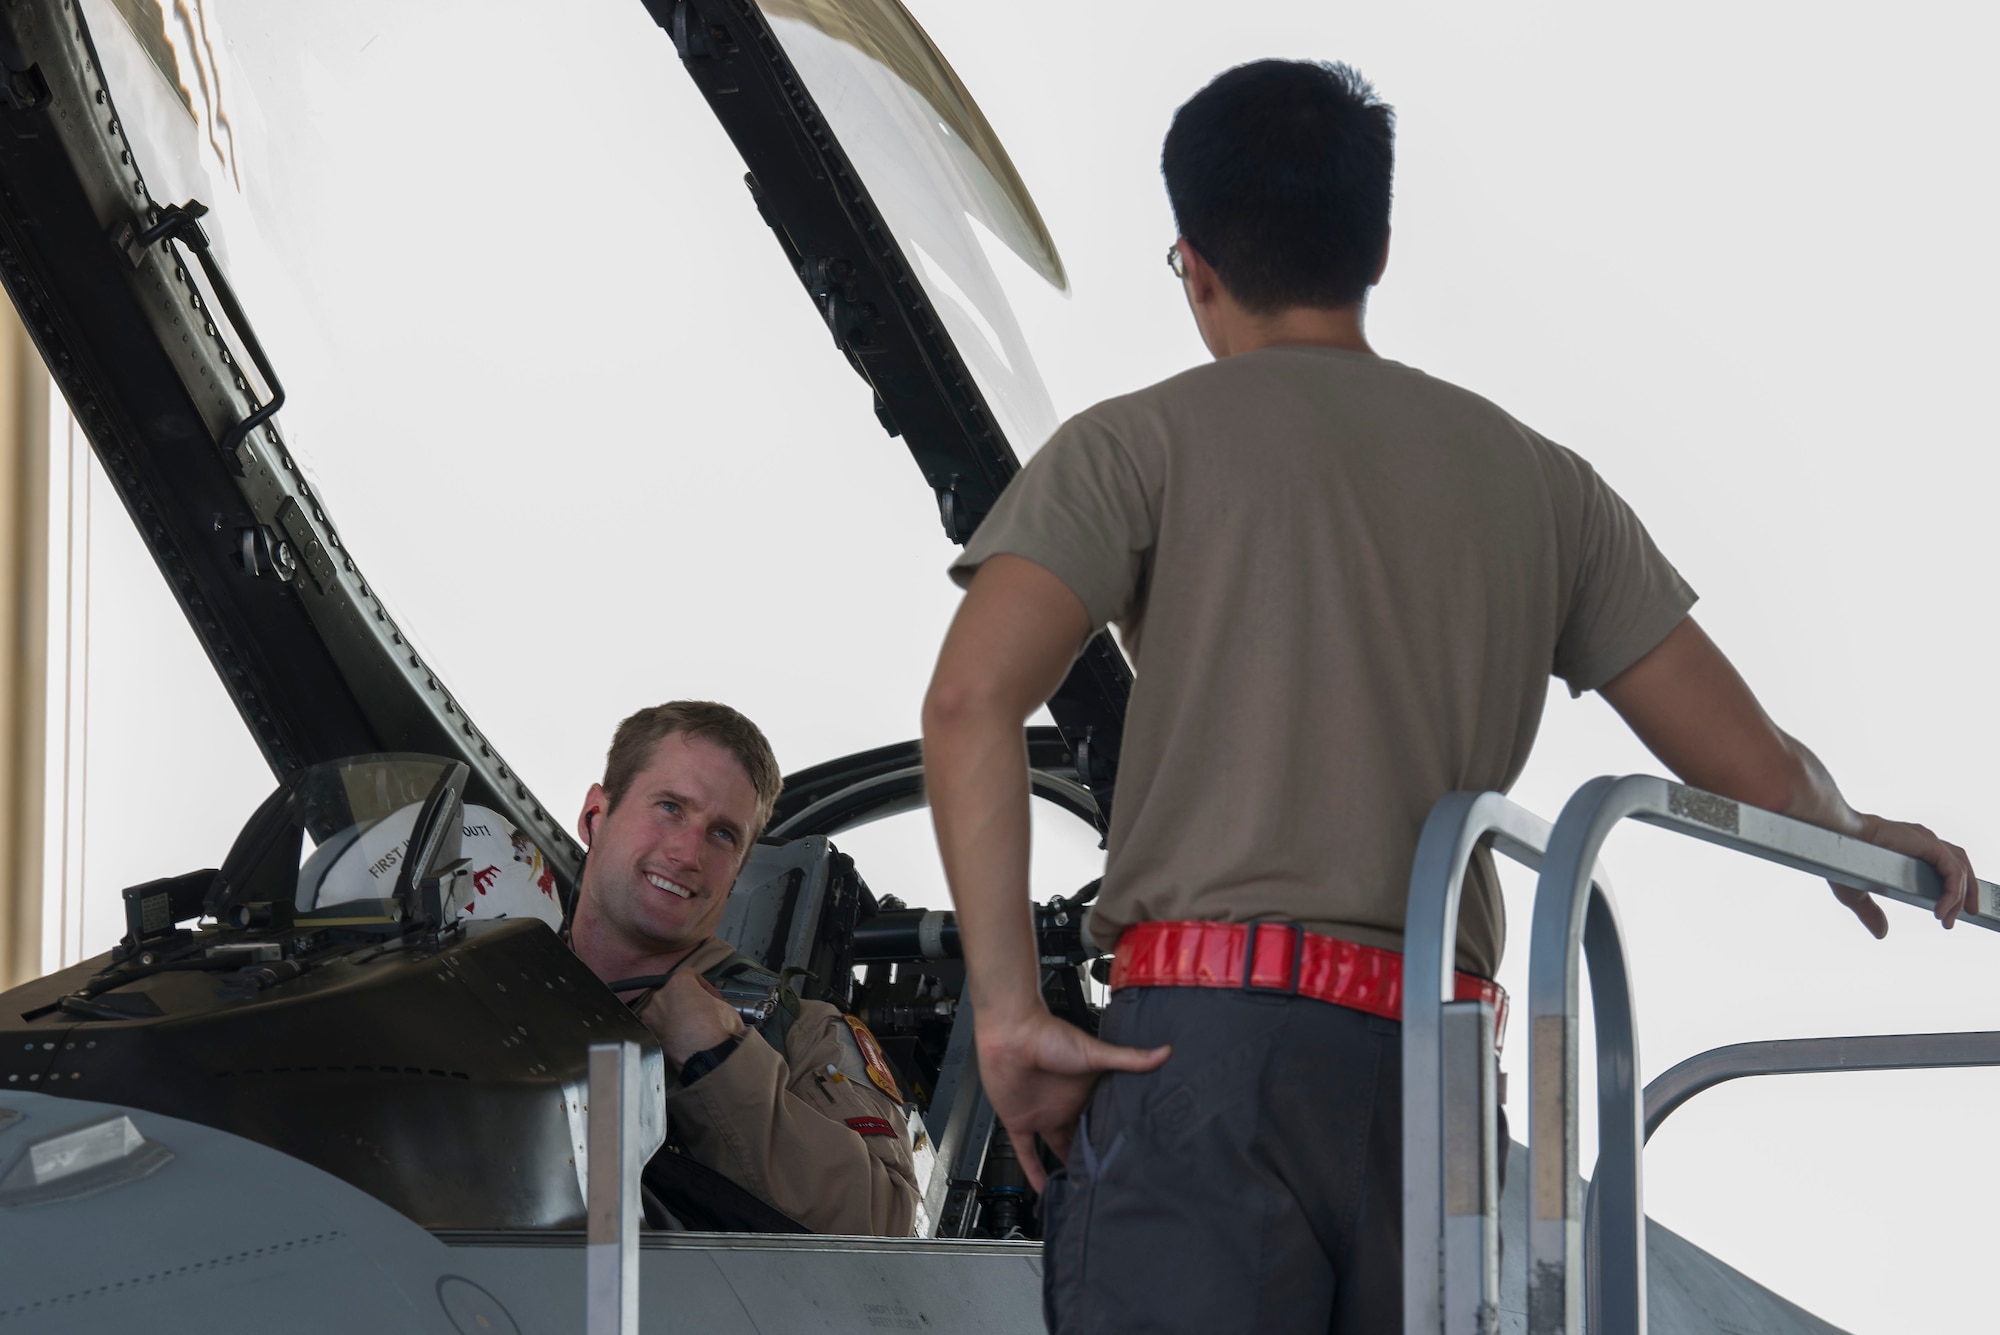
[679,1033,743,1086]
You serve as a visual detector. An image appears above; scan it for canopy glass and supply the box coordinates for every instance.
[59,0,1105,959]
[763,0,1065,452]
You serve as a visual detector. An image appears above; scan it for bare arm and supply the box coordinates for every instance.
[923,554,1169,1189]
[1599,616,1973,934]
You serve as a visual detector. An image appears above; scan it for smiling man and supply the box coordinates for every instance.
[566,700,919,1236]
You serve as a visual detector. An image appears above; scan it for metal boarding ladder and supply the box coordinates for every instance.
[1402,792,1615,1335]
[1407,776,2000,1335]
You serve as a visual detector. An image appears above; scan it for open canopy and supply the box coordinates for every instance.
[0,0,1132,915]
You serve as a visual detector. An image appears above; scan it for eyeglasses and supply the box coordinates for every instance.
[1165,243,1186,279]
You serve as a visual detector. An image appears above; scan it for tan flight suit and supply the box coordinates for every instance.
[638,934,921,1237]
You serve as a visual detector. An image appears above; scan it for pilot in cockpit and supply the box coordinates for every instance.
[563,700,921,1236]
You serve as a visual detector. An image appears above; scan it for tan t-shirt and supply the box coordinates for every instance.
[949,346,1694,978]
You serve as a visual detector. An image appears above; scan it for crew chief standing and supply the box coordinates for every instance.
[922,61,1975,1332]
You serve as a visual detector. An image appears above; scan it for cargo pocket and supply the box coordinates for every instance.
[1039,1165,1085,1329]
[1040,1113,1108,1331]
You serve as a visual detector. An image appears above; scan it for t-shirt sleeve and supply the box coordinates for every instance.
[1550,448,1698,694]
[947,413,1155,633]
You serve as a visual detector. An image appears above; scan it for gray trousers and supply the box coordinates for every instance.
[1041,987,1406,1334]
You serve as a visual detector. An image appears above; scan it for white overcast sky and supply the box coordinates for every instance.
[59,2,2000,1331]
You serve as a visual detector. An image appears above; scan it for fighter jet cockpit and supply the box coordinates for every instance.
[2,736,1105,1240]
[0,0,1122,1281]
[2,1,1986,1332]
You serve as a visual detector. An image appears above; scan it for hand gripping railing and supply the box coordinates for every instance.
[1404,792,1613,1335]
[1528,774,2000,1335]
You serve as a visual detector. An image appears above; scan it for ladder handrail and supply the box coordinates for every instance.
[1402,791,1612,1335]
[1527,776,1645,1335]
[1578,1029,2000,1335]
[1528,773,2000,1335]
[1643,1030,2000,1144]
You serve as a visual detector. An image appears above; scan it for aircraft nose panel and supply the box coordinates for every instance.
[0,918,661,1231]
[0,1089,480,1335]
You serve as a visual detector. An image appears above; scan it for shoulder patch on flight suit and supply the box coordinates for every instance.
[842,1014,904,1102]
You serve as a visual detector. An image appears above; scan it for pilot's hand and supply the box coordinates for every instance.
[637,968,747,1067]
[975,1009,1170,1193]
[1833,813,1976,937]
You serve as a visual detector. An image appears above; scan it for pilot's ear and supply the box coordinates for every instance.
[577,784,610,847]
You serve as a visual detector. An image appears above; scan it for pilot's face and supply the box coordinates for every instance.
[578,732,758,956]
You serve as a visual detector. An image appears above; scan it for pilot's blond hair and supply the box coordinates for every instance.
[603,700,783,842]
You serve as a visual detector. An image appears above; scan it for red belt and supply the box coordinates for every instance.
[1110,920,1508,1050]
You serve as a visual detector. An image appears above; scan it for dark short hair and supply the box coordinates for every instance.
[603,701,782,840]
[1162,60,1395,312]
